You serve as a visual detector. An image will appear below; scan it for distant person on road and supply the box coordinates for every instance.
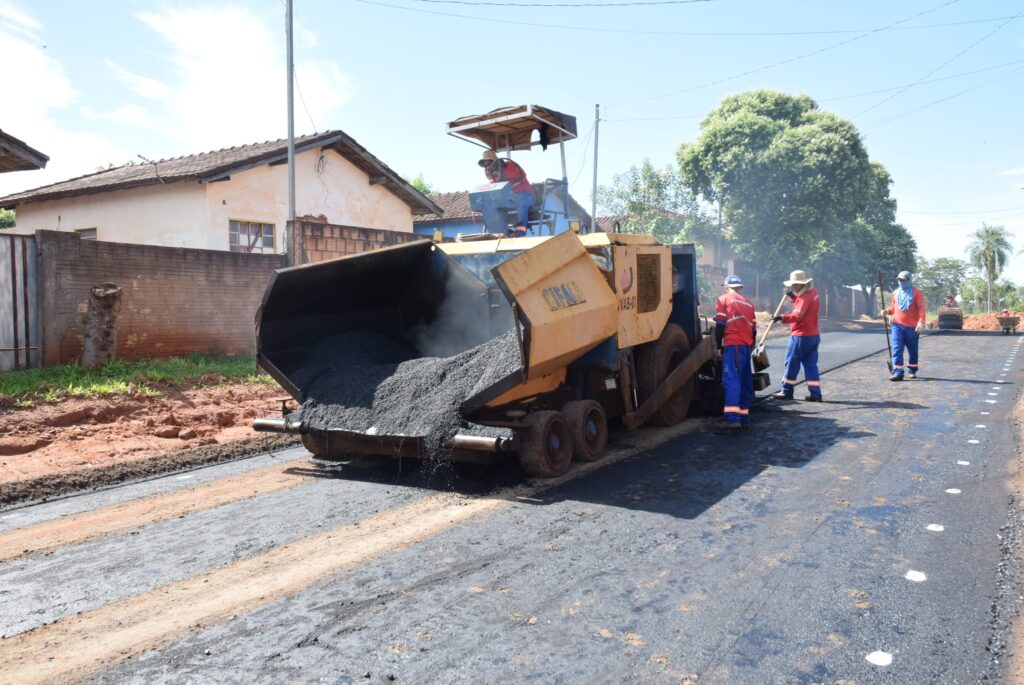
[479,149,533,237]
[944,294,958,309]
[881,270,926,381]
[772,270,823,402]
[714,275,757,431]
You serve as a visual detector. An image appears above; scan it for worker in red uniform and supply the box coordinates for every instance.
[714,275,756,430]
[479,149,533,237]
[881,270,926,380]
[772,270,822,401]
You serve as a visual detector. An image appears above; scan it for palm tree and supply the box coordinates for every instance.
[966,223,1014,312]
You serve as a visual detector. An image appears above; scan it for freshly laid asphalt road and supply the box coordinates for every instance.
[1,324,1021,684]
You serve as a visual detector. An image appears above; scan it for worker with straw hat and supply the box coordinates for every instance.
[772,269,823,402]
[713,275,757,431]
[479,149,533,237]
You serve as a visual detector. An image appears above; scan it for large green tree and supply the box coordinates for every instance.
[678,90,875,287]
[596,159,715,245]
[966,223,1014,312]
[915,256,968,310]
[0,209,14,229]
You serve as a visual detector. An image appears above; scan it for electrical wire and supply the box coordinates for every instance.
[852,7,1024,118]
[902,205,1024,216]
[354,0,1011,38]
[570,125,596,187]
[406,0,711,6]
[609,0,965,108]
[602,58,1024,123]
[863,64,1024,128]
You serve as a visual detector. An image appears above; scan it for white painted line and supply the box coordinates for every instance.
[968,439,980,444]
[946,488,962,494]
[986,400,998,404]
[905,570,927,582]
[958,460,970,466]
[988,393,999,396]
[866,651,893,667]
[982,412,991,415]
[927,524,945,532]
[992,387,1002,391]
[975,424,987,428]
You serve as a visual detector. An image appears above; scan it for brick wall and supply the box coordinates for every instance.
[36,231,286,365]
[293,220,426,264]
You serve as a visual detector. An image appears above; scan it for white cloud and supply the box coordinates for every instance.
[105,59,171,101]
[0,0,41,42]
[999,166,1024,177]
[0,9,129,198]
[128,5,351,151]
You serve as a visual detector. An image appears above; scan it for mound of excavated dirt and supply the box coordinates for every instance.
[291,331,519,453]
[0,381,297,501]
[964,312,1023,331]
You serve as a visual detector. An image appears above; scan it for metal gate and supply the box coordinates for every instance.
[0,234,39,371]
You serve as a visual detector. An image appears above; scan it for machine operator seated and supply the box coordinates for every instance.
[479,150,533,237]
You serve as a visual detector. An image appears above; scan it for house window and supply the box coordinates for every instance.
[229,220,275,253]
[75,228,97,240]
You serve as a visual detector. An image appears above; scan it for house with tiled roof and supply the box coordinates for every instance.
[0,130,48,173]
[414,182,592,238]
[0,130,440,253]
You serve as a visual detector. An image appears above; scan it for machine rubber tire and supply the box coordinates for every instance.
[563,400,609,462]
[517,411,573,478]
[635,323,694,426]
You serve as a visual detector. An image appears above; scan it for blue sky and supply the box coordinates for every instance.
[2,0,1023,281]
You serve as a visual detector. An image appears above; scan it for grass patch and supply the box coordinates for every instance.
[0,353,274,407]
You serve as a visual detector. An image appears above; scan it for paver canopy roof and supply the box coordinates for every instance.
[446,105,577,152]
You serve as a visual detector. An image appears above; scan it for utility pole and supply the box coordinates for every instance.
[285,0,296,263]
[590,104,600,233]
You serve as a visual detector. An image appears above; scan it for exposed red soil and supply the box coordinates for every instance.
[963,312,1023,331]
[0,382,298,501]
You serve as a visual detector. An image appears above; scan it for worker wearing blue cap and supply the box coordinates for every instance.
[714,275,756,430]
[881,270,926,380]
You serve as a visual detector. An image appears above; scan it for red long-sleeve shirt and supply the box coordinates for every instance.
[714,290,756,346]
[781,287,820,337]
[885,287,926,327]
[484,159,532,194]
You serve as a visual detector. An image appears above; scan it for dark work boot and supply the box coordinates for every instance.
[804,395,823,402]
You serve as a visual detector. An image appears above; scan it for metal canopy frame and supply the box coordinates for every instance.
[446,105,577,153]
[447,105,587,233]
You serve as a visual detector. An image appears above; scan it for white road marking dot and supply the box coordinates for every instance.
[927,524,945,532]
[988,393,999,396]
[986,400,998,404]
[992,387,1002,390]
[946,488,962,494]
[976,424,987,428]
[982,412,991,415]
[866,651,893,667]
[905,570,927,582]
[968,439,980,444]
[958,460,970,466]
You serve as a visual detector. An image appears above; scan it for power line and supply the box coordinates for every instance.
[852,7,1024,118]
[354,0,1012,38]
[601,58,1024,122]
[609,0,965,108]
[407,0,712,6]
[902,205,1024,216]
[863,64,1024,128]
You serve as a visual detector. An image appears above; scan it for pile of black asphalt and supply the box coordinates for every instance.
[290,330,519,453]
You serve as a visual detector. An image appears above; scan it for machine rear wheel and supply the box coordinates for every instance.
[517,411,572,478]
[563,400,608,462]
[635,324,694,426]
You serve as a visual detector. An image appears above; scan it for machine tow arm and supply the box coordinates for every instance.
[623,335,716,431]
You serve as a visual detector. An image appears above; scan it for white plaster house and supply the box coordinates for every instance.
[0,130,441,253]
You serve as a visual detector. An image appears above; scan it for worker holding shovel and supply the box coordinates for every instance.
[772,270,823,402]
[713,275,757,430]
[881,270,926,380]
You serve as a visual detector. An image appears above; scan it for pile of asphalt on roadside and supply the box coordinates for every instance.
[290,330,519,454]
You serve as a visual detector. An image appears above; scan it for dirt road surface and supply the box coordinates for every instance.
[2,326,1023,684]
